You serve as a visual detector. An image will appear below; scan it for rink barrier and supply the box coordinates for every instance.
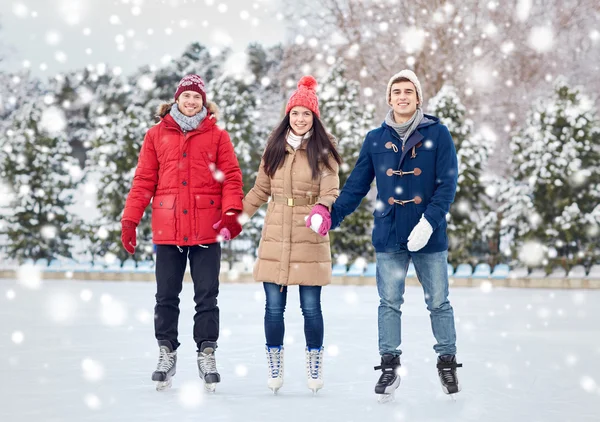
[1,269,600,288]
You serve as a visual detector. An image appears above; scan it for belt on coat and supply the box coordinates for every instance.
[271,195,319,207]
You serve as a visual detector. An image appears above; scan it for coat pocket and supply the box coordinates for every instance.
[372,204,393,249]
[152,194,177,241]
[194,194,222,239]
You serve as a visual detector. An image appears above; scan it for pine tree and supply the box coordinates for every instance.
[131,42,229,113]
[85,101,154,265]
[428,85,492,266]
[319,62,375,262]
[506,77,600,270]
[207,75,265,263]
[0,99,81,263]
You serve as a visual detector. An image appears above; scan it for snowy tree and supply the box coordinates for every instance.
[0,99,81,263]
[208,75,266,263]
[283,0,600,174]
[85,101,154,266]
[319,61,375,261]
[131,42,229,113]
[428,85,492,266]
[502,77,600,270]
[246,43,287,127]
[0,71,41,122]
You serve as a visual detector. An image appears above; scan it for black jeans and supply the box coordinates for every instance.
[154,244,220,351]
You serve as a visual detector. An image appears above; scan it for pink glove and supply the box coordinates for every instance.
[217,227,231,241]
[305,204,332,236]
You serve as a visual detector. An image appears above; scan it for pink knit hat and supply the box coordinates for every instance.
[174,74,206,105]
[285,75,320,118]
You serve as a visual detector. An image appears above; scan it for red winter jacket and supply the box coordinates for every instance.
[122,106,244,246]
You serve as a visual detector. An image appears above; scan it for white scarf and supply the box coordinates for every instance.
[286,129,312,150]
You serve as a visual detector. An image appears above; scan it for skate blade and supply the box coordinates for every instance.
[377,391,395,403]
[156,378,172,391]
[441,384,461,396]
[270,387,280,395]
[204,383,216,393]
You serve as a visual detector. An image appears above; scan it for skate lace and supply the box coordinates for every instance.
[379,368,396,384]
[266,347,283,378]
[199,352,217,374]
[306,348,323,380]
[156,347,175,372]
[440,367,456,385]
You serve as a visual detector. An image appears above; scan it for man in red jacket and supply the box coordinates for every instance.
[121,74,243,392]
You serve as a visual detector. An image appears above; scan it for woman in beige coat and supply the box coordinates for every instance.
[242,76,341,394]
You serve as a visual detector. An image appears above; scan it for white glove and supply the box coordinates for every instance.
[304,214,323,234]
[407,215,433,252]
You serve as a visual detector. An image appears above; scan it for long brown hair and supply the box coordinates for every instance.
[263,113,342,180]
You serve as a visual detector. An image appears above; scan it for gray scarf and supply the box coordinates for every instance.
[169,104,207,132]
[385,108,424,147]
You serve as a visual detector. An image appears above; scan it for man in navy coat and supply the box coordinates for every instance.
[329,70,462,398]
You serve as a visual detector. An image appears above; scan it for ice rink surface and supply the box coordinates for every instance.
[1,278,599,422]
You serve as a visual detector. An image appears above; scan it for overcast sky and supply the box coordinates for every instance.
[1,0,287,78]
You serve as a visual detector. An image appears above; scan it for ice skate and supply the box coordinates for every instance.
[197,341,220,392]
[374,354,400,403]
[266,345,284,394]
[437,355,462,395]
[306,347,324,394]
[151,341,177,392]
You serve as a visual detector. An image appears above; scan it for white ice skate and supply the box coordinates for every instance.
[266,345,284,394]
[306,347,324,394]
[151,342,177,392]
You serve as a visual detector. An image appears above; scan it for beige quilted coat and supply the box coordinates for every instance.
[242,140,339,286]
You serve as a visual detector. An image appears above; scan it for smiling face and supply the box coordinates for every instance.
[389,80,419,123]
[176,90,204,117]
[289,106,313,136]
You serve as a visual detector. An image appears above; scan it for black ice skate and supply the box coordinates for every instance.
[437,354,462,395]
[151,340,177,391]
[197,341,220,392]
[374,354,401,403]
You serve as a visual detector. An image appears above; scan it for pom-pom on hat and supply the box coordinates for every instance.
[285,75,320,118]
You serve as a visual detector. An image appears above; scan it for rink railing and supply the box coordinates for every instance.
[1,260,599,289]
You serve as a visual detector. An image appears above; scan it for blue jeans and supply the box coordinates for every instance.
[376,250,457,356]
[263,282,324,349]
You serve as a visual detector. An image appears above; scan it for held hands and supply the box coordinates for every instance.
[305,204,332,236]
[213,212,243,241]
[407,215,433,252]
[121,220,138,254]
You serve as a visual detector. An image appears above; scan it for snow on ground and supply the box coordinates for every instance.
[1,279,599,422]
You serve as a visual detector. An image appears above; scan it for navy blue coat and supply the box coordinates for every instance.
[331,114,458,253]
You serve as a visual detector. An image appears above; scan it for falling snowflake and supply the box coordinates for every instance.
[12,331,25,344]
[81,358,105,382]
[40,106,67,135]
[178,381,204,408]
[528,26,554,53]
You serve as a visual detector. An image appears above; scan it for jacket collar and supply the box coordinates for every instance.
[161,112,216,134]
[382,114,439,168]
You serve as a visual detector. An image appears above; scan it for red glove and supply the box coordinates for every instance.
[121,220,137,254]
[212,212,242,241]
